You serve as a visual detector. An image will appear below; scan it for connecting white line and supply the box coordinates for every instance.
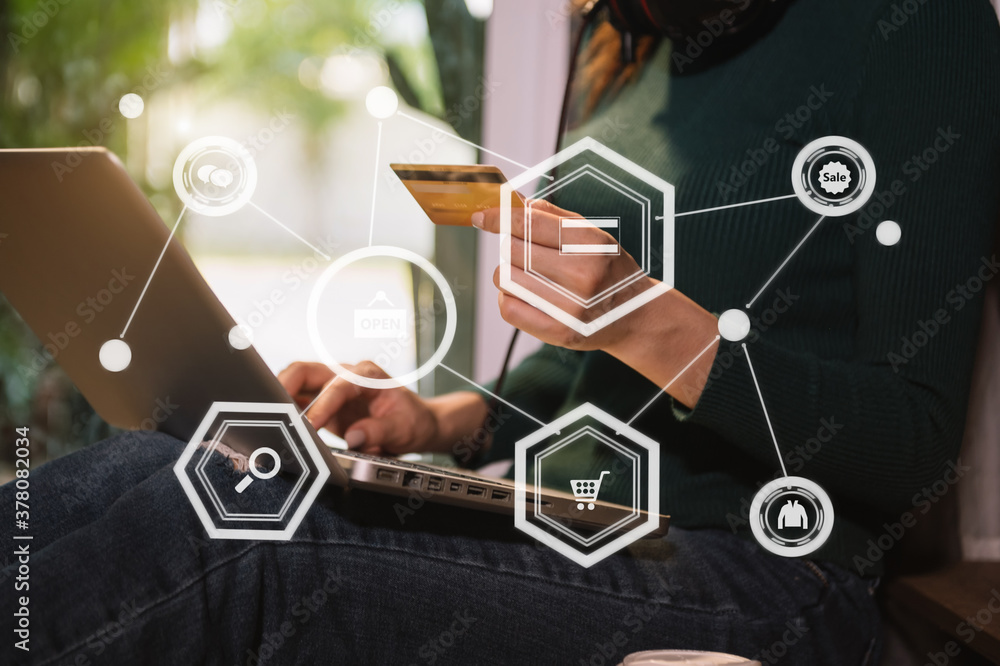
[438,363,548,427]
[369,121,383,247]
[669,193,799,219]
[120,205,188,338]
[626,335,721,426]
[396,110,554,181]
[745,214,826,308]
[249,201,331,260]
[743,343,788,478]
[298,378,338,418]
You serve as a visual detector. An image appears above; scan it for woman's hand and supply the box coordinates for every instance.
[472,199,721,408]
[278,361,489,457]
[474,199,654,352]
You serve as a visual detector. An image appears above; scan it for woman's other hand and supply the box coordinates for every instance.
[278,361,489,457]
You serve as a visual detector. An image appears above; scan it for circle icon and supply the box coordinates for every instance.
[118,93,145,119]
[791,136,876,217]
[99,339,132,372]
[749,476,834,557]
[228,324,254,351]
[365,86,399,119]
[307,246,456,390]
[234,446,282,493]
[173,136,258,217]
[718,309,751,342]
[876,220,902,246]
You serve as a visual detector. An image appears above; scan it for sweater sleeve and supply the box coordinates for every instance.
[470,343,584,462]
[679,2,1000,515]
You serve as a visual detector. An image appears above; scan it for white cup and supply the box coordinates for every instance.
[620,650,762,665]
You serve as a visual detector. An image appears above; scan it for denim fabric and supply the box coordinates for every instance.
[1,431,880,665]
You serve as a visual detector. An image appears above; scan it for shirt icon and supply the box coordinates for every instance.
[777,499,808,530]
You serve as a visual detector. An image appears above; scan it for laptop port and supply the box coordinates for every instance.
[402,471,422,488]
[376,469,398,482]
[466,485,485,497]
[449,482,463,492]
[491,489,510,502]
[428,476,444,491]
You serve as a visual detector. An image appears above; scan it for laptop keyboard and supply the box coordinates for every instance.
[333,449,508,484]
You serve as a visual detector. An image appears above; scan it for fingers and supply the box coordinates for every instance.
[343,415,405,455]
[473,199,572,249]
[301,360,389,429]
[278,362,335,407]
[303,375,363,430]
[495,290,584,349]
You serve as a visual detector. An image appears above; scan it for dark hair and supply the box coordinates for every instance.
[569,16,659,124]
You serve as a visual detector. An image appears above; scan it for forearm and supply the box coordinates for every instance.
[426,391,490,453]
[605,283,721,409]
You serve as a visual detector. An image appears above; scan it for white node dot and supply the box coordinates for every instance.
[228,324,254,351]
[365,86,398,119]
[464,0,493,19]
[118,93,145,119]
[876,220,902,246]
[99,339,132,372]
[718,309,751,342]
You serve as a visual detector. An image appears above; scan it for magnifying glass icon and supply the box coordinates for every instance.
[235,446,282,493]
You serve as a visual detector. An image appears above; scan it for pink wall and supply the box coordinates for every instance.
[475,0,570,382]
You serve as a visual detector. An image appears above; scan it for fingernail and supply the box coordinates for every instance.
[471,211,484,228]
[344,430,366,448]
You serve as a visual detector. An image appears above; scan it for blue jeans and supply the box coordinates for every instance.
[1,432,880,665]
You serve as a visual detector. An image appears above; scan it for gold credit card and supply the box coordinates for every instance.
[391,164,525,226]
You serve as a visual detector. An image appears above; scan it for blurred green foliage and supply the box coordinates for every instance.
[0,0,485,461]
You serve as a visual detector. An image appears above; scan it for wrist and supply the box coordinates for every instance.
[605,284,720,409]
[604,279,680,359]
[425,391,490,455]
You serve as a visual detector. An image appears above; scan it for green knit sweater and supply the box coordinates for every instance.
[483,0,1000,574]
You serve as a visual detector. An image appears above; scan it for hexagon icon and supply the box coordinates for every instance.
[515,403,660,568]
[174,401,330,540]
[501,137,675,337]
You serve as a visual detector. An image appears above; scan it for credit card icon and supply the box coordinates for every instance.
[558,217,620,255]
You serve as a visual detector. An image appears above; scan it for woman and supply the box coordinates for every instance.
[5,0,1000,663]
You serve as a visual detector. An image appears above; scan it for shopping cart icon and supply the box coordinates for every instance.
[570,470,610,511]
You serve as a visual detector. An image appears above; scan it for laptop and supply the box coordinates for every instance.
[0,147,667,536]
